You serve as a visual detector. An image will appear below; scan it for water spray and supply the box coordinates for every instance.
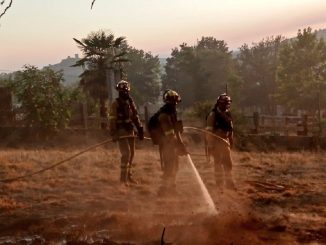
[186,154,218,216]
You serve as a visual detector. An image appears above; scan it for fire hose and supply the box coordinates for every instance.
[0,136,150,183]
[0,127,228,183]
[183,126,230,146]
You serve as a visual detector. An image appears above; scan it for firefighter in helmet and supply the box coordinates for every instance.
[206,93,235,190]
[157,89,187,192]
[109,80,144,185]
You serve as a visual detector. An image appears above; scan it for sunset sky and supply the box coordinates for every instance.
[1,0,326,71]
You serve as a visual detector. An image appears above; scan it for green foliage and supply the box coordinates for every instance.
[227,73,242,107]
[277,27,326,111]
[124,47,161,104]
[0,78,10,87]
[230,107,249,135]
[10,65,78,130]
[186,100,248,134]
[162,37,235,107]
[186,100,214,119]
[73,30,128,101]
[236,36,284,112]
[73,30,128,129]
[162,43,196,107]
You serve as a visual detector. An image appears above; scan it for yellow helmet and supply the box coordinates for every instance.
[116,80,130,92]
[163,89,181,103]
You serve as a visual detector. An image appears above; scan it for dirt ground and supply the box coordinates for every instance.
[0,139,325,244]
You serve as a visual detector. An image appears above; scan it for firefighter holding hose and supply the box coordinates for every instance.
[206,93,236,190]
[148,89,187,193]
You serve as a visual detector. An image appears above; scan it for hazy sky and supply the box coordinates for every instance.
[1,0,326,71]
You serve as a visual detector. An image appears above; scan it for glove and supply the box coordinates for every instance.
[137,126,144,140]
[177,142,188,156]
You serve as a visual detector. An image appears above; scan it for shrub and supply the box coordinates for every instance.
[10,65,79,131]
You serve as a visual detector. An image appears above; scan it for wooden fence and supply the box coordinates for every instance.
[244,112,321,136]
[2,101,322,137]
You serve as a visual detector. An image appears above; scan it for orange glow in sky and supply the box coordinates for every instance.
[0,0,326,71]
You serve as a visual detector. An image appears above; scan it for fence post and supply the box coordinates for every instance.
[271,115,276,135]
[298,114,308,136]
[303,114,308,136]
[144,105,149,126]
[253,112,259,134]
[82,102,88,130]
[285,117,289,136]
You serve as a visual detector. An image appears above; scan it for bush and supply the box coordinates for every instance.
[186,100,248,135]
[10,65,79,131]
[185,100,214,120]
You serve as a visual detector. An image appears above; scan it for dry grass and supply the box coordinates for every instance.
[0,141,325,244]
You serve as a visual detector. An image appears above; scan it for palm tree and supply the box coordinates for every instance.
[73,30,128,129]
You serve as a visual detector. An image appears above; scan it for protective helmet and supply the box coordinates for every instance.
[116,80,130,92]
[163,89,181,103]
[217,93,232,105]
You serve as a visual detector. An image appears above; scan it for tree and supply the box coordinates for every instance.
[195,37,233,101]
[162,43,198,107]
[124,47,161,105]
[73,30,128,129]
[162,37,234,107]
[236,36,284,113]
[10,65,77,131]
[277,27,326,111]
[0,0,13,19]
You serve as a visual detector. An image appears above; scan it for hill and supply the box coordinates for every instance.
[46,54,83,86]
[316,28,326,40]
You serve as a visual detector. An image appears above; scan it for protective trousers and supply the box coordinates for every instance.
[159,139,179,187]
[211,139,233,188]
[118,137,135,183]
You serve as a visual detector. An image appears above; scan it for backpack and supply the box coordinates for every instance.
[147,111,163,145]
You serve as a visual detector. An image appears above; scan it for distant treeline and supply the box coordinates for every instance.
[162,27,326,116]
[1,27,325,132]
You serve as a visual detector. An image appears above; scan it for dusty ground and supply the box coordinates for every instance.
[0,139,325,244]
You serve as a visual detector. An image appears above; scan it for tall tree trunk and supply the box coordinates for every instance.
[99,97,107,130]
[106,69,112,104]
[106,69,117,104]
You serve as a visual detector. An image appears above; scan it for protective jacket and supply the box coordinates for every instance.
[158,104,178,138]
[206,108,233,133]
[109,97,142,137]
[206,107,233,147]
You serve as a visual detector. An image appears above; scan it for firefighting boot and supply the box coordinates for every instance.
[120,167,129,186]
[127,167,138,185]
[214,164,224,191]
[225,172,236,190]
[167,178,177,195]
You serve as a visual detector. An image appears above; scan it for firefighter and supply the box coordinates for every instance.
[109,80,144,185]
[206,93,235,190]
[157,89,187,192]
